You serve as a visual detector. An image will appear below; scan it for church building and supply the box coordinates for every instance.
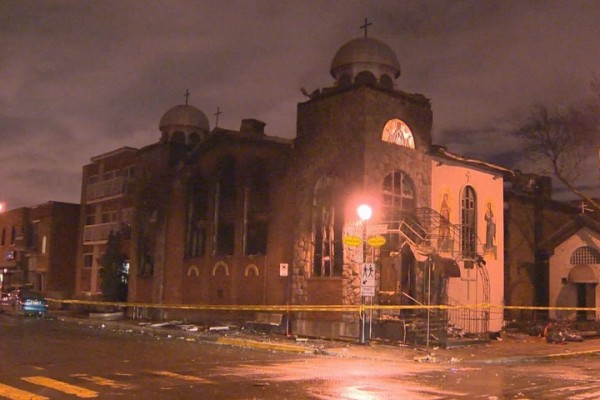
[76,32,510,342]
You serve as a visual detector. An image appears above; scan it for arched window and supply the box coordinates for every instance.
[382,170,415,221]
[185,176,208,258]
[338,74,352,87]
[570,246,600,265]
[188,132,201,145]
[244,161,269,255]
[460,186,477,258]
[381,119,415,149]
[215,157,236,256]
[355,71,377,85]
[313,175,344,277]
[171,131,185,144]
[380,74,393,88]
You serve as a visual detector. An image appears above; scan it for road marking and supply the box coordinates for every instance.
[0,383,49,400]
[71,374,136,390]
[22,376,98,398]
[151,371,213,384]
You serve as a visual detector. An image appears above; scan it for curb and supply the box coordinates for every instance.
[215,337,313,354]
[475,348,600,365]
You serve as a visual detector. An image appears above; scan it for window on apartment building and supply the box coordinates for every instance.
[214,157,236,256]
[121,208,133,239]
[185,177,208,258]
[312,175,344,277]
[1,227,5,246]
[570,246,600,265]
[244,161,269,256]
[10,226,16,244]
[88,175,99,184]
[103,171,115,181]
[83,254,94,268]
[123,166,135,179]
[29,221,39,250]
[460,185,477,258]
[85,214,95,225]
[101,211,117,224]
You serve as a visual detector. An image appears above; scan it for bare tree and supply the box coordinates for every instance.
[515,103,600,213]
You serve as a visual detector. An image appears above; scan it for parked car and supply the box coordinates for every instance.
[0,286,48,316]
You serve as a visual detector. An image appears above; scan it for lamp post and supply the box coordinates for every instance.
[357,204,372,345]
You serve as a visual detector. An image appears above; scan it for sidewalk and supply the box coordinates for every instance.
[51,311,600,365]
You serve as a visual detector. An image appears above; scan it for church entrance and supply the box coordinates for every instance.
[576,283,596,321]
[379,245,419,314]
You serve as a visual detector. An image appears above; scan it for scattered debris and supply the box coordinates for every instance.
[413,354,436,363]
[543,322,584,344]
[209,326,230,331]
[295,337,309,342]
[150,321,182,328]
[450,357,461,364]
[179,324,199,332]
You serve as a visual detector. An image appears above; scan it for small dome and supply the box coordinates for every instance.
[159,104,210,132]
[330,37,401,87]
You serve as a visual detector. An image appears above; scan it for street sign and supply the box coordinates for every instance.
[361,263,376,297]
[367,224,388,236]
[343,235,362,247]
[366,235,386,247]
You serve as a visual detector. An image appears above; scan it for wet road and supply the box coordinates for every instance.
[2,315,600,399]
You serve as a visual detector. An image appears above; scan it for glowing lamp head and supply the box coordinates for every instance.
[357,204,372,221]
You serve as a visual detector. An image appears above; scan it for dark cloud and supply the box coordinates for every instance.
[1,0,599,209]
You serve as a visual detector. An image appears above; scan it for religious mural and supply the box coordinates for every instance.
[437,190,452,252]
[483,200,496,258]
[381,118,415,149]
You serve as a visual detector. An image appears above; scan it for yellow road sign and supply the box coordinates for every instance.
[343,235,362,247]
[367,235,386,247]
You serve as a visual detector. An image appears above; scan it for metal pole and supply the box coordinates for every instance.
[426,257,431,347]
[359,219,367,344]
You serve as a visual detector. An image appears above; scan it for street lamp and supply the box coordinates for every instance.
[357,204,372,222]
[357,204,372,344]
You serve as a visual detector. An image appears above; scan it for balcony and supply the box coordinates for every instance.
[83,222,119,243]
[86,176,134,201]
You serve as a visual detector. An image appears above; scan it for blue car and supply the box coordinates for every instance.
[0,287,48,316]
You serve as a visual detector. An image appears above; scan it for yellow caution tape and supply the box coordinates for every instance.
[46,298,600,313]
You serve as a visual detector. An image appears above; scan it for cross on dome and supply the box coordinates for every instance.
[360,18,372,38]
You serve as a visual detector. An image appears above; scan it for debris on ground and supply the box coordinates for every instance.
[447,323,467,338]
[150,320,182,328]
[543,322,584,344]
[413,354,436,363]
[178,324,199,332]
[209,326,230,331]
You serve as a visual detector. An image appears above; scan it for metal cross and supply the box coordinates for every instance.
[184,89,190,105]
[214,106,222,128]
[360,18,372,38]
[580,201,593,214]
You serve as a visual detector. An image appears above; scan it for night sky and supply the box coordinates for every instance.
[1,0,599,209]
